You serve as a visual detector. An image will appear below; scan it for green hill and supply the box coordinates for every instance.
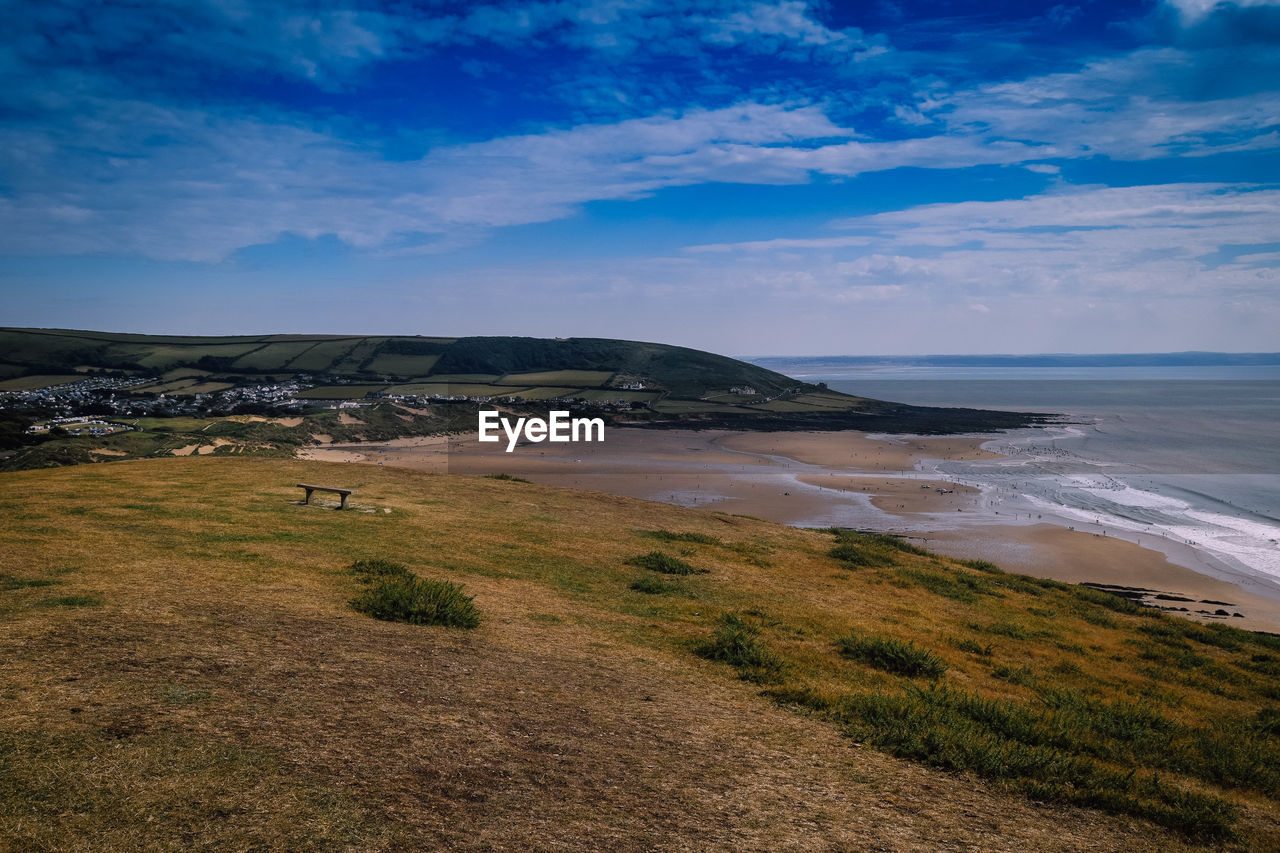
[0,328,1051,472]
[1,457,1278,849]
[0,328,804,398]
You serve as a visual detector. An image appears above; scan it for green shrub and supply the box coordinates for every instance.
[828,543,894,568]
[484,473,530,483]
[0,574,58,590]
[982,620,1030,639]
[856,532,931,556]
[992,664,1037,686]
[697,613,784,681]
[350,575,480,629]
[626,551,705,575]
[951,638,993,657]
[889,567,1000,603]
[1079,609,1119,628]
[348,558,414,580]
[959,559,1003,574]
[642,529,721,545]
[838,634,947,679]
[826,529,927,568]
[629,575,681,595]
[827,685,1236,842]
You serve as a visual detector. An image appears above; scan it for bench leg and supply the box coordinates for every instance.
[303,488,313,505]
[339,493,348,510]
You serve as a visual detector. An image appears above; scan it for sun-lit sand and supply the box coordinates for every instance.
[299,428,1280,631]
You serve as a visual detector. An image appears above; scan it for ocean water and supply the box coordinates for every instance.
[771,364,1280,590]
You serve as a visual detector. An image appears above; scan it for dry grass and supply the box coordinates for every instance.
[0,457,1277,851]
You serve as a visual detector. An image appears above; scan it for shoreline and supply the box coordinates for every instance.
[298,427,1280,632]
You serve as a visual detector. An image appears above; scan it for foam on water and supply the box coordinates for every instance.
[802,371,1280,592]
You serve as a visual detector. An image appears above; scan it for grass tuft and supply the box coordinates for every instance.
[641,529,721,545]
[628,575,682,595]
[484,473,530,483]
[0,573,59,590]
[347,558,413,580]
[950,637,993,657]
[697,613,784,682]
[626,551,706,575]
[351,575,480,629]
[837,633,947,679]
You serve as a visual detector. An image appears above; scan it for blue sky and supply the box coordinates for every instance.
[2,0,1278,354]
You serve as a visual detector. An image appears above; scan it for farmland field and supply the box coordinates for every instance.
[131,343,266,369]
[500,386,584,400]
[231,341,321,371]
[159,368,213,381]
[496,370,615,387]
[651,400,758,414]
[328,339,383,374]
[573,389,661,403]
[362,352,442,377]
[180,382,236,395]
[133,416,217,432]
[422,373,501,383]
[276,339,353,372]
[386,382,527,397]
[296,385,388,399]
[0,374,84,391]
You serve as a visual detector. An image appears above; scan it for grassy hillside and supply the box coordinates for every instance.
[0,327,806,398]
[2,458,1278,850]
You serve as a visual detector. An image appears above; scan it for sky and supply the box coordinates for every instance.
[1,0,1278,355]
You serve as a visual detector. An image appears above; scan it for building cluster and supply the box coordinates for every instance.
[26,416,133,436]
[371,390,642,410]
[0,375,154,417]
[192,381,308,412]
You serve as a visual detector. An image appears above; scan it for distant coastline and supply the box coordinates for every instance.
[747,352,1280,370]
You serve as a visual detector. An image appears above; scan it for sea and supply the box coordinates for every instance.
[759,362,1280,592]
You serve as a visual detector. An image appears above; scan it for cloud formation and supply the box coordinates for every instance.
[1,0,1278,351]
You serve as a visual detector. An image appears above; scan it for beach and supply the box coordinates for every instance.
[300,426,1280,632]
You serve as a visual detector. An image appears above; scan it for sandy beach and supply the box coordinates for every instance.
[299,427,1280,632]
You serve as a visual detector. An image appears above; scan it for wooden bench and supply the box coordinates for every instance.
[297,483,355,510]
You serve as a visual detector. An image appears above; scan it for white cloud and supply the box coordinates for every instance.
[685,236,873,253]
[675,183,1280,310]
[908,48,1280,162]
[1164,0,1280,23]
[0,99,855,261]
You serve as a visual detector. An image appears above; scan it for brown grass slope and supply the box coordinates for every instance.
[1,457,1278,851]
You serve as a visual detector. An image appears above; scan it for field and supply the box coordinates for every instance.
[328,339,383,374]
[385,382,529,397]
[652,399,759,414]
[570,389,662,403]
[0,374,83,391]
[230,341,321,372]
[282,339,366,372]
[361,352,441,376]
[1,457,1277,850]
[497,386,584,400]
[295,385,388,399]
[495,369,616,386]
[421,373,501,383]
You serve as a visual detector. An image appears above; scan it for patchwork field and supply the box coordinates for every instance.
[495,369,616,386]
[296,385,389,400]
[0,375,83,391]
[1,457,1277,850]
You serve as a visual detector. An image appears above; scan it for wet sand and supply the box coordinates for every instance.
[922,525,1280,632]
[299,428,1280,631]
